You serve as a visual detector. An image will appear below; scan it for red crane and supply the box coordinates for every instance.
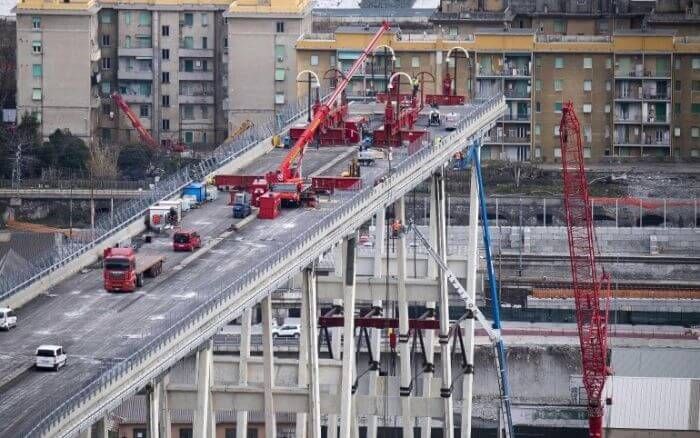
[559,101,611,438]
[111,92,186,153]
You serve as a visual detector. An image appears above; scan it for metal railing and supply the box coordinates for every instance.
[0,89,331,302]
[27,95,504,438]
[0,179,149,191]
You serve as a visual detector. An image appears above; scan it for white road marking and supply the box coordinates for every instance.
[149,315,165,320]
[172,292,196,299]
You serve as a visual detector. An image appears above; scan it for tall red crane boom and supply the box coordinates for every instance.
[270,21,391,183]
[112,92,160,150]
[559,101,610,438]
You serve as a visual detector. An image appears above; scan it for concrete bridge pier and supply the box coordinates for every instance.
[193,341,214,438]
[302,265,322,438]
[373,207,385,278]
[420,301,436,438]
[236,308,252,438]
[262,296,277,438]
[434,169,455,438]
[366,298,382,438]
[339,234,358,438]
[396,197,413,437]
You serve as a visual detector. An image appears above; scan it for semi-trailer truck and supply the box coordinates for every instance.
[103,247,165,292]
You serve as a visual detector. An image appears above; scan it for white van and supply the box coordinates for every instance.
[0,307,17,330]
[35,345,67,371]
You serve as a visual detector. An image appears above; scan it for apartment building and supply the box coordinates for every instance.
[296,27,700,162]
[224,0,312,132]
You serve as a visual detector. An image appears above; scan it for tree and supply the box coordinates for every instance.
[88,142,119,179]
[36,129,89,172]
[117,143,153,180]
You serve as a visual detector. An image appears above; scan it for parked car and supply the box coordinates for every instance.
[35,345,67,371]
[0,307,17,330]
[272,324,300,339]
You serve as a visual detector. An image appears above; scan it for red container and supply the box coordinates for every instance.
[258,192,281,219]
[213,174,262,191]
[289,126,307,143]
[425,94,466,106]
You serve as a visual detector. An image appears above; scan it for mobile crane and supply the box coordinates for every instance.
[255,21,392,215]
[559,101,611,438]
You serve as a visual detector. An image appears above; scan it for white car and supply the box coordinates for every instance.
[272,324,300,339]
[35,345,67,371]
[0,307,17,330]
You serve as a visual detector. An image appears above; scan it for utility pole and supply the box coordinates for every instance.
[11,142,22,189]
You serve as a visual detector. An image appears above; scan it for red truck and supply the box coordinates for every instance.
[173,230,202,252]
[103,247,165,292]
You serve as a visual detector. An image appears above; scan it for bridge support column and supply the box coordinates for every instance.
[367,299,382,438]
[303,265,322,438]
[396,197,413,436]
[334,240,343,278]
[95,418,109,438]
[262,296,277,438]
[193,341,214,438]
[420,301,436,438]
[373,207,385,278]
[428,174,439,279]
[159,374,172,438]
[339,234,357,438]
[434,170,455,438]
[328,297,343,438]
[78,427,91,438]
[110,198,114,227]
[461,164,480,438]
[237,307,252,438]
[147,380,160,438]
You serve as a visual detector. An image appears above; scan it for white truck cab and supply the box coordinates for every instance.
[0,307,17,330]
[35,345,67,371]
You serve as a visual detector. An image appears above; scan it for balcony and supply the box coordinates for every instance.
[118,48,153,58]
[643,92,670,101]
[119,69,153,80]
[476,66,530,78]
[120,93,151,104]
[614,140,671,147]
[179,94,214,104]
[178,48,214,58]
[502,113,531,122]
[504,89,530,99]
[179,71,214,81]
[614,70,671,79]
[484,135,531,144]
[614,116,642,124]
[645,115,669,124]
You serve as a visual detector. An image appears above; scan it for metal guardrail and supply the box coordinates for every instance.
[27,95,505,437]
[0,179,149,191]
[0,89,331,302]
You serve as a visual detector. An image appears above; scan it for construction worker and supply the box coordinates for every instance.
[391,219,403,238]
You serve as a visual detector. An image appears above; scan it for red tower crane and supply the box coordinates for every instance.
[559,101,611,438]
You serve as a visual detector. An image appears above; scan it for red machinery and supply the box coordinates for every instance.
[424,73,466,106]
[373,75,426,146]
[111,92,186,153]
[560,101,611,438]
[289,91,367,145]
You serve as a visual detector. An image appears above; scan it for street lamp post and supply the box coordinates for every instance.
[296,70,321,123]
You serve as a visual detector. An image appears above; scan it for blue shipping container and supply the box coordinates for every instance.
[182,182,206,203]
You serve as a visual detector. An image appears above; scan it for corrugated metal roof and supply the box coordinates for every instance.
[604,376,700,431]
[612,347,700,379]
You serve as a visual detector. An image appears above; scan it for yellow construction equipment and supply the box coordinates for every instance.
[225,120,254,143]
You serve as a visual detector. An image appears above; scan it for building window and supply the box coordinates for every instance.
[32,16,41,29]
[692,127,700,137]
[310,55,319,66]
[224,37,228,48]
[583,104,592,113]
[275,44,285,61]
[605,104,611,113]
[394,57,401,68]
[201,105,208,118]
[102,103,111,115]
[101,128,111,141]
[275,68,286,81]
[692,149,700,157]
[606,80,611,91]
[162,119,170,131]
[140,104,149,117]
[183,37,193,49]
[583,57,592,69]
[534,124,541,136]
[583,147,591,158]
[553,19,565,33]
[139,12,150,26]
[554,79,563,92]
[182,105,194,119]
[411,56,420,68]
[535,80,542,91]
[162,25,169,36]
[275,93,285,104]
[136,35,151,48]
[692,58,700,70]
[201,13,208,26]
[554,125,560,136]
[583,126,592,143]
[124,11,131,25]
[32,88,42,100]
[162,95,170,107]
[554,102,562,113]
[101,34,110,47]
[32,64,42,78]
[606,58,612,69]
[101,11,112,24]
[202,37,208,49]
[554,57,564,69]
[554,147,562,158]
[535,101,541,112]
[162,49,170,60]
[184,60,194,72]
[675,80,681,91]
[692,80,700,91]
[101,57,111,70]
[32,41,41,54]
[179,428,193,438]
[330,55,336,66]
[276,21,284,33]
[184,131,194,144]
[183,13,193,26]
[674,103,681,114]
[124,36,131,48]
[583,80,592,91]
[674,127,681,137]
[693,103,700,114]
[101,81,111,94]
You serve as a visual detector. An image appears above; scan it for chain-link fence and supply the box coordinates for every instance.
[0,89,331,301]
[26,96,504,437]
